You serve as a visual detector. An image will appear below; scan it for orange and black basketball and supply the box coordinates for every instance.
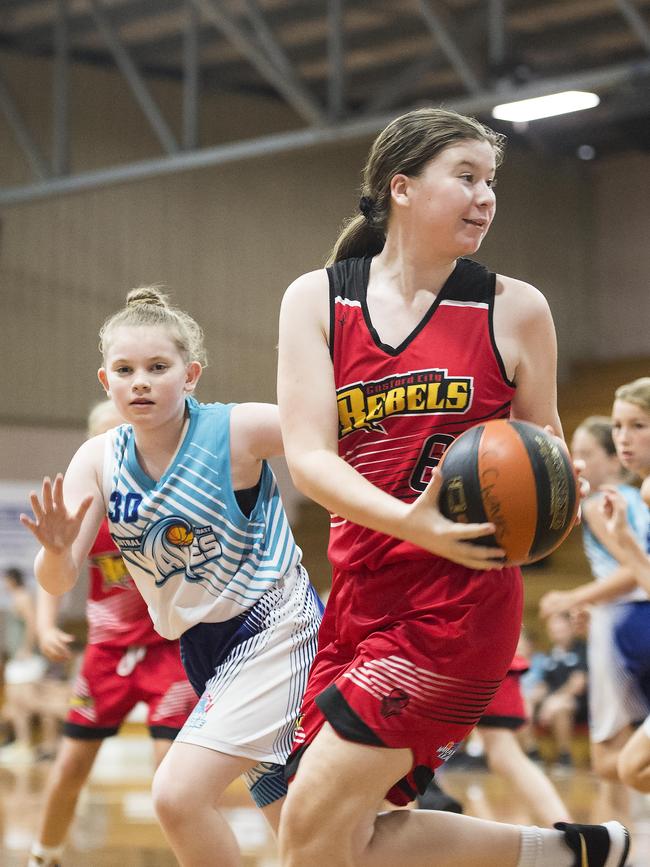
[438,419,579,565]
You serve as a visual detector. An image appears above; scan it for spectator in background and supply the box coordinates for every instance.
[530,612,588,770]
[0,566,47,764]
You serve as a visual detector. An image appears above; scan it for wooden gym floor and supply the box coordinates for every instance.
[1,732,649,866]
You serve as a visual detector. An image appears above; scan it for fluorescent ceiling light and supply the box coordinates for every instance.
[492,91,600,122]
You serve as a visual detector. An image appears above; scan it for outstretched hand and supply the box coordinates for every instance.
[599,484,630,543]
[39,625,75,662]
[20,474,94,553]
[539,589,576,619]
[405,469,505,570]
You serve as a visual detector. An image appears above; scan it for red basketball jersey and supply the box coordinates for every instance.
[87,519,163,647]
[328,256,516,572]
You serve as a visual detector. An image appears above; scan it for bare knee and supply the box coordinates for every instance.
[152,764,198,829]
[617,750,648,791]
[591,749,620,782]
[280,782,365,865]
[280,785,328,854]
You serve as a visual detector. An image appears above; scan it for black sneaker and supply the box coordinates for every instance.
[555,821,630,867]
[416,779,464,813]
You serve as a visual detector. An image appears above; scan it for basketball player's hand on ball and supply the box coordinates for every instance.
[405,469,505,570]
[39,625,75,662]
[20,474,94,554]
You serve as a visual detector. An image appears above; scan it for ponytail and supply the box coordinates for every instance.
[326,214,385,265]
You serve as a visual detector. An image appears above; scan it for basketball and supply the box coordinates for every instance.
[166,524,194,546]
[438,420,579,565]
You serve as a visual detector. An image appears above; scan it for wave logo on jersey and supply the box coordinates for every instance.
[139,516,223,587]
[337,368,473,438]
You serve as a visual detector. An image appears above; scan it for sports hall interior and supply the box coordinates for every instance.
[1,1,649,865]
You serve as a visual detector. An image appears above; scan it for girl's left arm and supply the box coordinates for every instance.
[497,276,563,436]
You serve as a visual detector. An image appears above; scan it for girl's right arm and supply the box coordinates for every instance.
[600,486,650,594]
[539,495,638,618]
[20,435,106,596]
[277,270,504,571]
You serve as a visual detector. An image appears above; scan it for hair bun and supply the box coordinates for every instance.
[126,285,169,309]
[358,195,375,220]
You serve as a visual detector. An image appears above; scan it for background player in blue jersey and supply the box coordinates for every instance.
[540,416,649,791]
[599,378,650,794]
[20,287,322,867]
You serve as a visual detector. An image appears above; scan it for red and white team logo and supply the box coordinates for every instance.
[380,687,410,718]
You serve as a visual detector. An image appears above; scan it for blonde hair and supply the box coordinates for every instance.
[87,399,123,438]
[99,286,207,366]
[615,377,650,414]
[327,107,506,265]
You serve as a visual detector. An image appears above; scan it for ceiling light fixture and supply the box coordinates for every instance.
[492,91,600,122]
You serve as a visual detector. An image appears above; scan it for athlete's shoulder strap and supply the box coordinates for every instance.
[326,256,370,303]
[102,428,116,510]
[443,257,495,304]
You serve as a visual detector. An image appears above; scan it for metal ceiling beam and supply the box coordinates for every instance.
[8,0,180,46]
[488,0,506,68]
[327,0,345,120]
[243,0,305,85]
[615,0,650,53]
[183,0,200,150]
[89,0,179,154]
[361,54,434,115]
[3,56,649,208]
[189,0,326,126]
[53,0,70,176]
[0,68,51,181]
[416,0,482,94]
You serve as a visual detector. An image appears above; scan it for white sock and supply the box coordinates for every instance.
[28,841,64,865]
[517,826,574,867]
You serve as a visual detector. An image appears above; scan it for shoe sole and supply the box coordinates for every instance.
[602,821,631,867]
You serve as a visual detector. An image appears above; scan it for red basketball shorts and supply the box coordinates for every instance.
[287,559,523,805]
[479,667,528,730]
[65,640,196,739]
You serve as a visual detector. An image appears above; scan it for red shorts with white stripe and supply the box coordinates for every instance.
[286,559,523,806]
[65,640,196,739]
[479,656,529,730]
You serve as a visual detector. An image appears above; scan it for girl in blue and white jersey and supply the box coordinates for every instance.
[21,286,322,867]
[599,378,650,793]
[540,415,649,782]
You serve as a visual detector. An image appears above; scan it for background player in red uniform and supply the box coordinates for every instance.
[28,400,196,867]
[277,108,628,867]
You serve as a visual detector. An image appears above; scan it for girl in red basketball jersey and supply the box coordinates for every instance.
[277,108,629,867]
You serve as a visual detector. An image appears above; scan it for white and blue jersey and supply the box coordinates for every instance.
[581,484,650,741]
[583,484,649,599]
[103,397,323,806]
[104,397,302,640]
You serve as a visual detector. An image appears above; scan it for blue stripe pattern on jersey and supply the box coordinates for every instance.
[583,485,649,587]
[106,398,302,639]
